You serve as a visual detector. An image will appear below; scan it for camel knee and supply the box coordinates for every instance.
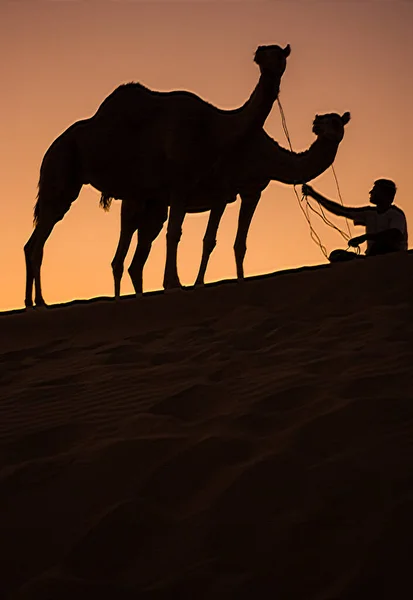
[127,263,139,278]
[166,227,182,244]
[111,260,124,280]
[30,247,45,272]
[234,240,247,258]
[128,263,144,294]
[128,242,151,275]
[24,233,38,260]
[24,241,32,257]
[203,236,217,254]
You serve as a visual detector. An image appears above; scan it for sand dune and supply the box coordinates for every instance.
[1,252,413,599]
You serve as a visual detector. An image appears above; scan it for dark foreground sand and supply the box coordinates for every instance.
[1,252,413,599]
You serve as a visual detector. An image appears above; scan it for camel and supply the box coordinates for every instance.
[24,44,290,308]
[103,111,351,297]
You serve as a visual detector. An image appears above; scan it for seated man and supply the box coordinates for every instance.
[302,179,408,262]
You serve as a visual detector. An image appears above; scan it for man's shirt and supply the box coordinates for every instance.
[348,205,408,254]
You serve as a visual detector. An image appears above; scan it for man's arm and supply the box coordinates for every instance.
[302,184,360,219]
[349,228,403,247]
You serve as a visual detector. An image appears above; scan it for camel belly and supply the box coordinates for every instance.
[185,188,237,213]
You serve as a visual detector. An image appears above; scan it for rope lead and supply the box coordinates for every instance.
[276,98,358,258]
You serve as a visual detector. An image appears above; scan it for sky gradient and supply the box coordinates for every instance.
[2,0,412,310]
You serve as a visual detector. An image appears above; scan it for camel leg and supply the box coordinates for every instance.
[24,231,37,308]
[127,235,151,297]
[163,200,186,290]
[128,202,167,296]
[111,228,135,300]
[24,215,60,308]
[194,203,226,286]
[111,201,139,299]
[25,182,82,307]
[234,192,261,280]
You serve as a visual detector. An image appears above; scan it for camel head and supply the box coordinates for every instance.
[312,112,351,142]
[254,44,291,77]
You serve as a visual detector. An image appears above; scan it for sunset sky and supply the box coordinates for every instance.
[1,0,412,311]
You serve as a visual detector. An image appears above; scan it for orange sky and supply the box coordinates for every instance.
[1,0,413,311]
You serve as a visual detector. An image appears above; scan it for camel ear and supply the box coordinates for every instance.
[283,44,291,57]
[254,46,264,63]
[341,112,351,125]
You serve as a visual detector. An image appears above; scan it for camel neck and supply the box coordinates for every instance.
[242,134,340,186]
[241,71,281,133]
[272,136,339,184]
[214,72,281,154]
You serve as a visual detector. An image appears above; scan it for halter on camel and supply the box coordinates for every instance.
[276,97,360,258]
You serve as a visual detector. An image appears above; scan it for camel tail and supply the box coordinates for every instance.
[33,164,50,226]
[100,193,114,212]
[33,192,41,226]
[33,171,51,227]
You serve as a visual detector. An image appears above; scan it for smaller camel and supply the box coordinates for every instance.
[104,111,351,297]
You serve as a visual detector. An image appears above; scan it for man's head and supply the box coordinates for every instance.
[369,179,397,208]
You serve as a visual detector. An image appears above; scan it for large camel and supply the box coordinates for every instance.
[24,44,290,308]
[103,111,351,297]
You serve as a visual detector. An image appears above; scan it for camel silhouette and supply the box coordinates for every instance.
[102,111,350,297]
[24,44,291,308]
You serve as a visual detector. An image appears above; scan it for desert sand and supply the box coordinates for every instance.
[1,251,413,599]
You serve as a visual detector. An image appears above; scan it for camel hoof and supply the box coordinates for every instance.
[164,288,182,295]
[163,279,183,293]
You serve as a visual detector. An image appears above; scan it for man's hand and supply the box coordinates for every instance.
[302,183,315,198]
[301,186,352,218]
[348,234,367,247]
